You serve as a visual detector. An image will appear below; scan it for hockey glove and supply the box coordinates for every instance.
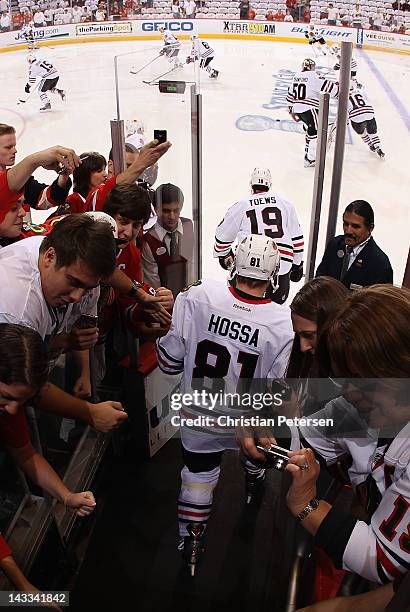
[186,55,194,64]
[25,83,31,94]
[218,251,234,271]
[290,263,304,283]
[159,48,166,56]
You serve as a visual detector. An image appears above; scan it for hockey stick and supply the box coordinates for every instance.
[17,80,40,106]
[327,121,337,149]
[130,54,161,75]
[142,65,179,86]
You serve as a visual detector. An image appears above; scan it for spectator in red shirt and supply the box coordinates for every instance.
[0,323,96,597]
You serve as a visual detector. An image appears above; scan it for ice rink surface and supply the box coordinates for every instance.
[1,37,409,285]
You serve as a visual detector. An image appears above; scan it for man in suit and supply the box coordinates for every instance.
[142,183,194,298]
[316,200,393,289]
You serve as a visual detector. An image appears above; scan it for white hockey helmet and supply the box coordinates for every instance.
[250,167,272,191]
[84,211,118,238]
[159,26,165,33]
[302,58,316,71]
[125,118,145,137]
[229,235,281,291]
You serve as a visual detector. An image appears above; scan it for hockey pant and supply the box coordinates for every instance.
[164,46,181,65]
[178,446,264,537]
[200,56,217,75]
[310,37,327,55]
[295,109,318,161]
[351,118,380,150]
[38,76,60,104]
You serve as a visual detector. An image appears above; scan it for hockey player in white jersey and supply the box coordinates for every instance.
[304,23,335,56]
[19,56,65,111]
[21,21,38,51]
[159,27,183,69]
[348,81,385,158]
[287,58,338,167]
[213,167,304,304]
[186,34,219,79]
[333,44,358,78]
[156,234,294,575]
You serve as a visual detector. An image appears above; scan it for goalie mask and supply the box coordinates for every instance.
[229,235,281,293]
[250,167,272,191]
[302,58,316,71]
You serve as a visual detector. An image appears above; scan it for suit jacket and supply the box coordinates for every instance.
[316,235,393,289]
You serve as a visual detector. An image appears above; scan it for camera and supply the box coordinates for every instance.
[154,129,167,144]
[75,315,98,329]
[256,444,289,471]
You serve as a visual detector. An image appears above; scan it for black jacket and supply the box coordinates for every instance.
[316,235,393,288]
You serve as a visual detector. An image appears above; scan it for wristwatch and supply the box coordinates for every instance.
[127,280,144,298]
[296,498,320,523]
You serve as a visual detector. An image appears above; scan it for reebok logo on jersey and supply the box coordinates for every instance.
[233,303,251,313]
[208,314,259,347]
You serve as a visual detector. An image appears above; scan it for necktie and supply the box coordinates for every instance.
[340,245,353,280]
[167,231,179,261]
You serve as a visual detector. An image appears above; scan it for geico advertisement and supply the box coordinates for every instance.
[141,20,194,32]
[76,21,132,36]
[222,20,276,35]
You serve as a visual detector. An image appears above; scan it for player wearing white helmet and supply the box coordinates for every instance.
[304,23,335,56]
[157,234,294,575]
[158,26,183,69]
[187,35,219,79]
[287,59,338,167]
[19,56,65,111]
[214,167,304,304]
[334,45,358,78]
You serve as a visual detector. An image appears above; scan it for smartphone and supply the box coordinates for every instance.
[154,129,167,144]
[75,315,98,329]
[256,444,289,472]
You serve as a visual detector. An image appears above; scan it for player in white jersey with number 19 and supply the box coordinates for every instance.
[157,234,294,575]
[18,56,66,112]
[287,58,338,167]
[213,167,304,304]
[186,34,219,79]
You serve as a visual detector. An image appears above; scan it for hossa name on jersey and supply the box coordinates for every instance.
[207,313,259,347]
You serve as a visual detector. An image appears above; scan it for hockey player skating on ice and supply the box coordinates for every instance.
[287,58,338,167]
[186,34,219,79]
[348,80,385,158]
[21,21,38,51]
[19,55,66,111]
[158,27,183,69]
[156,234,293,576]
[213,167,304,304]
[304,23,335,57]
[333,44,358,77]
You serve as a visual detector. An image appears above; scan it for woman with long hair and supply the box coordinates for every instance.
[0,323,96,598]
[66,151,108,213]
[286,285,410,584]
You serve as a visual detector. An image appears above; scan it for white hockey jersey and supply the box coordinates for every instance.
[163,31,181,49]
[213,191,304,275]
[192,38,214,59]
[334,54,358,74]
[28,58,59,85]
[156,278,293,421]
[287,70,338,113]
[305,27,324,42]
[348,86,375,123]
[301,398,410,584]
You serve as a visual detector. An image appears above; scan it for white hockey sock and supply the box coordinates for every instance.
[308,135,317,161]
[178,465,220,537]
[369,134,380,149]
[39,92,48,103]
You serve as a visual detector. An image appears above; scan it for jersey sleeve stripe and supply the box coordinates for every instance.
[376,542,405,582]
[292,235,304,240]
[156,342,184,365]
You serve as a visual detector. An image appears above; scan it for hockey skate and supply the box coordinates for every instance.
[376,148,385,159]
[304,156,315,168]
[245,471,265,505]
[58,89,66,102]
[179,522,205,577]
[40,101,51,112]
[209,69,219,79]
